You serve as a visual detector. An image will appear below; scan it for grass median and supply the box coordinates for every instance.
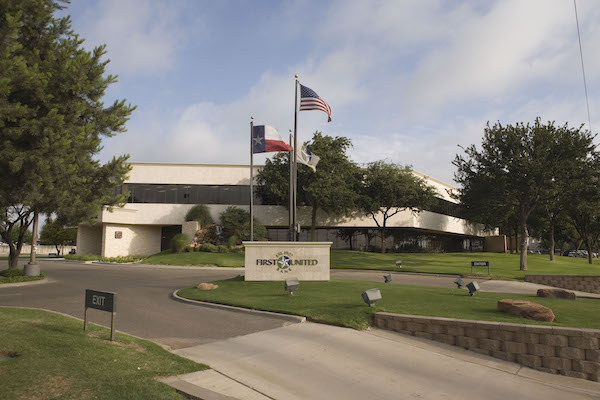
[0,307,207,399]
[0,269,44,284]
[177,276,600,330]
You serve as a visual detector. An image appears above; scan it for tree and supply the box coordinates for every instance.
[39,218,76,255]
[454,119,595,270]
[185,204,213,226]
[256,132,360,241]
[220,207,267,244]
[0,0,134,268]
[1,225,33,245]
[359,161,437,253]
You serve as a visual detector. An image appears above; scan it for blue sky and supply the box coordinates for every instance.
[61,0,600,185]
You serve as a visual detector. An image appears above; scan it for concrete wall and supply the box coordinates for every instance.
[182,221,199,240]
[375,312,600,382]
[0,244,76,256]
[77,225,102,255]
[101,224,161,257]
[525,275,600,294]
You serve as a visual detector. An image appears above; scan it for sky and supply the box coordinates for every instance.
[60,0,600,186]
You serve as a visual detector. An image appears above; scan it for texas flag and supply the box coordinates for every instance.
[252,125,292,153]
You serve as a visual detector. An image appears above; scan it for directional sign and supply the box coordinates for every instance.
[84,289,117,341]
[470,261,490,275]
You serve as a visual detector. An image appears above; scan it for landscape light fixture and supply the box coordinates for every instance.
[383,274,392,283]
[362,288,382,307]
[284,278,300,295]
[467,281,480,296]
[395,260,402,268]
[454,277,464,289]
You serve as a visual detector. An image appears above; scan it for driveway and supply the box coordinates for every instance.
[0,260,287,349]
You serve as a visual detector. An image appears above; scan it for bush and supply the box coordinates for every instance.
[217,245,229,253]
[185,205,213,226]
[171,233,191,254]
[64,254,99,261]
[227,235,238,248]
[98,255,143,263]
[220,206,267,244]
[199,243,218,253]
[0,269,24,278]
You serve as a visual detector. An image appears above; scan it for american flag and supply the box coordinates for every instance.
[299,84,332,122]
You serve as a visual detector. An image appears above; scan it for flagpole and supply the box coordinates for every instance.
[289,131,294,241]
[293,75,299,241]
[250,117,254,241]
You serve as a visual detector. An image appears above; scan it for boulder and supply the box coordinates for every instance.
[536,288,576,300]
[497,299,555,322]
[195,282,218,290]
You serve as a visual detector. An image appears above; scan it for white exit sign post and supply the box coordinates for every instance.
[84,289,117,341]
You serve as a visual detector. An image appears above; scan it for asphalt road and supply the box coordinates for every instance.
[0,260,287,349]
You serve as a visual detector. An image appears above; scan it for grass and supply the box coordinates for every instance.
[0,269,44,284]
[0,307,207,400]
[143,251,244,267]
[140,249,600,280]
[331,250,600,280]
[178,276,600,331]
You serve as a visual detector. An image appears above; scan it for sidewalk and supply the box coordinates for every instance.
[171,322,600,400]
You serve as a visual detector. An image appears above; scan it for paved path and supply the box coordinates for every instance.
[0,260,287,349]
[175,322,600,400]
[331,269,600,298]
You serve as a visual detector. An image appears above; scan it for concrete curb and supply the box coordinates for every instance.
[0,277,49,288]
[171,289,306,324]
[333,269,460,278]
[158,376,240,400]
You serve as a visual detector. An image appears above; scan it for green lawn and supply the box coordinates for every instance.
[141,249,600,281]
[143,251,244,267]
[331,250,600,280]
[0,269,44,284]
[0,307,207,400]
[178,276,600,331]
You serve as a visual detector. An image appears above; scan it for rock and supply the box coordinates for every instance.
[497,299,555,322]
[536,288,576,300]
[195,283,218,290]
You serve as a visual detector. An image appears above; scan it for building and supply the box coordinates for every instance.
[77,162,499,257]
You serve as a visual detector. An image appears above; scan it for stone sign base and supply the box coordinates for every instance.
[243,241,332,281]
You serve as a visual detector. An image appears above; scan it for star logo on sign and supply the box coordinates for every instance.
[253,136,263,145]
[277,255,291,271]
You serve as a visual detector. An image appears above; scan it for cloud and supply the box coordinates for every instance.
[72,0,195,76]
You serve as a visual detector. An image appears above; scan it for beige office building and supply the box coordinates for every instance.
[77,162,496,258]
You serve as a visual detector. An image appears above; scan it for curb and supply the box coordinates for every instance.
[171,289,306,324]
[0,277,49,288]
[158,376,240,400]
[333,269,460,278]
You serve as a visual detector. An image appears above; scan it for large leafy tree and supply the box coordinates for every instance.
[39,218,76,255]
[0,0,134,268]
[256,132,360,241]
[454,119,595,270]
[359,161,437,253]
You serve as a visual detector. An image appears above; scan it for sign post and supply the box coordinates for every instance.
[84,289,117,341]
[470,261,490,276]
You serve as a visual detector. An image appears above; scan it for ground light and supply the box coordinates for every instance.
[454,278,464,288]
[467,281,480,296]
[284,278,300,295]
[362,288,382,307]
[383,274,392,283]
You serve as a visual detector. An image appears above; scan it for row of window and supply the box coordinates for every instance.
[115,183,464,219]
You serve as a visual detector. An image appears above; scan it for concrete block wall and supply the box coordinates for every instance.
[525,275,600,294]
[375,313,600,382]
[101,224,161,258]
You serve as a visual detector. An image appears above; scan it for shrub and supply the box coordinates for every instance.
[171,233,191,254]
[98,255,143,263]
[64,254,99,261]
[220,206,267,244]
[184,246,193,253]
[185,205,213,226]
[227,235,238,248]
[199,243,218,253]
[0,269,24,278]
[217,245,228,253]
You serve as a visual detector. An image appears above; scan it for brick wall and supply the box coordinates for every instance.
[375,312,600,382]
[525,275,600,294]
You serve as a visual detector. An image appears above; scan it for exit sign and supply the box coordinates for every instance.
[85,289,115,312]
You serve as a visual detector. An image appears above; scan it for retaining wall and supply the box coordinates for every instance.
[525,274,600,294]
[375,312,600,382]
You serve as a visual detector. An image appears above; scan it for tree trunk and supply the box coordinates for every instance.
[8,243,19,269]
[380,225,386,253]
[348,232,353,251]
[549,219,555,262]
[519,217,528,271]
[29,212,39,265]
[588,250,593,265]
[310,204,317,242]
